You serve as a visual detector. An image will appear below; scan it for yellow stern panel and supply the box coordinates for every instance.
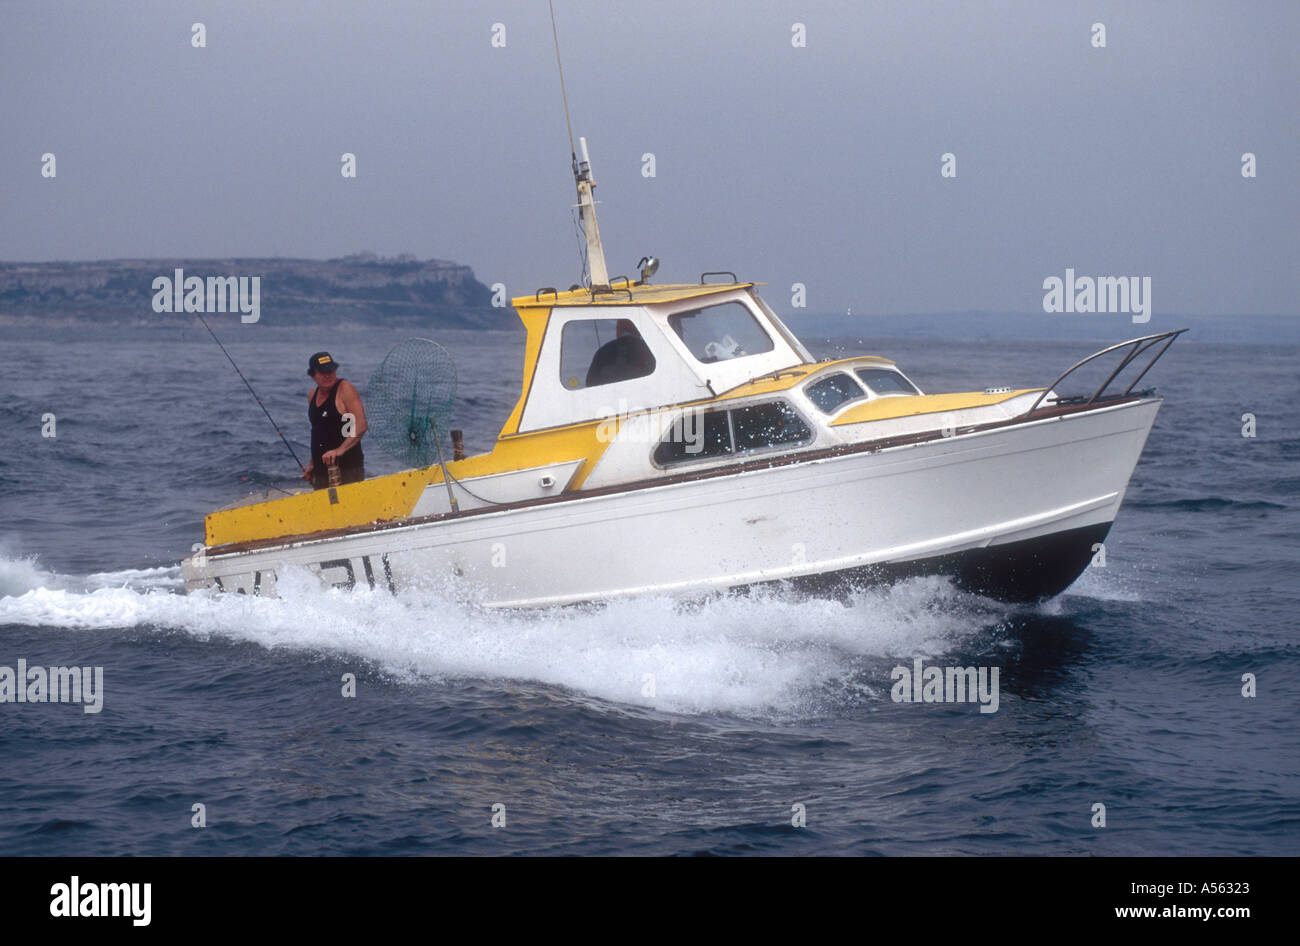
[204,470,429,547]
[204,420,613,548]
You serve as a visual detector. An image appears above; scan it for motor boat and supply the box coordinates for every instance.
[181,136,1183,607]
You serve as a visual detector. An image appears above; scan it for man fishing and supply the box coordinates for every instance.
[302,351,367,489]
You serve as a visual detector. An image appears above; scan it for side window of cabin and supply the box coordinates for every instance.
[732,401,812,451]
[668,301,775,364]
[560,318,656,390]
[805,373,866,413]
[856,367,918,395]
[653,400,811,466]
[652,409,732,465]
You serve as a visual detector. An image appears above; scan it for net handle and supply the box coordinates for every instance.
[430,416,460,515]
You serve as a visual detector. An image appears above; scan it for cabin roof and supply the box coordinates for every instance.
[511,281,758,310]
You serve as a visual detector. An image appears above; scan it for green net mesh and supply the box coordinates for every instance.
[366,338,458,469]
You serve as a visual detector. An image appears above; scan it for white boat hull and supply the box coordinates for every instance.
[182,397,1161,607]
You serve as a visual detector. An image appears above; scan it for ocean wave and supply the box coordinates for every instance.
[1054,565,1146,603]
[0,550,181,598]
[0,552,64,598]
[1126,497,1288,513]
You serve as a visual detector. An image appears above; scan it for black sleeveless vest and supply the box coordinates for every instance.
[309,381,364,470]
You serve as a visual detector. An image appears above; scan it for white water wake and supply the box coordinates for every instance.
[1,551,1017,716]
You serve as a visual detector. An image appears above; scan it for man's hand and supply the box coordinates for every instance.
[322,448,343,465]
[301,463,314,481]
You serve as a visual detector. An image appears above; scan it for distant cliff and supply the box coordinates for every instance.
[0,254,499,328]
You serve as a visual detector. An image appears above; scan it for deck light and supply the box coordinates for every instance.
[637,256,659,284]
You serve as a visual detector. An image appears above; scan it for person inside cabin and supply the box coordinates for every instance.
[585,319,655,387]
[302,351,367,489]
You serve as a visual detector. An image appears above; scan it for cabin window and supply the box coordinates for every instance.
[560,318,656,389]
[732,401,812,451]
[856,367,918,395]
[805,373,866,414]
[668,301,775,364]
[652,409,733,465]
[652,400,811,466]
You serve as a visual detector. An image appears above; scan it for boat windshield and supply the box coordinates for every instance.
[806,373,867,413]
[668,301,775,364]
[856,367,918,396]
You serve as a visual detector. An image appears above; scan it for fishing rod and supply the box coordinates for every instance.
[194,312,307,474]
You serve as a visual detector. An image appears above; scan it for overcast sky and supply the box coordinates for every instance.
[2,0,1295,317]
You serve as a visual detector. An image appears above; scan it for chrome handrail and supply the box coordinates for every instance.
[1022,328,1188,416]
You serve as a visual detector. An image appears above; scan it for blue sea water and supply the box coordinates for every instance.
[1,324,1297,856]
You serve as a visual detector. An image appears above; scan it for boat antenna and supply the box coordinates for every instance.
[548,0,610,288]
[194,312,307,474]
[549,0,576,161]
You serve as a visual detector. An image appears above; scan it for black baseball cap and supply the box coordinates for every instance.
[308,351,340,375]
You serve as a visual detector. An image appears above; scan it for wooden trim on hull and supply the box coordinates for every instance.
[204,395,1152,559]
